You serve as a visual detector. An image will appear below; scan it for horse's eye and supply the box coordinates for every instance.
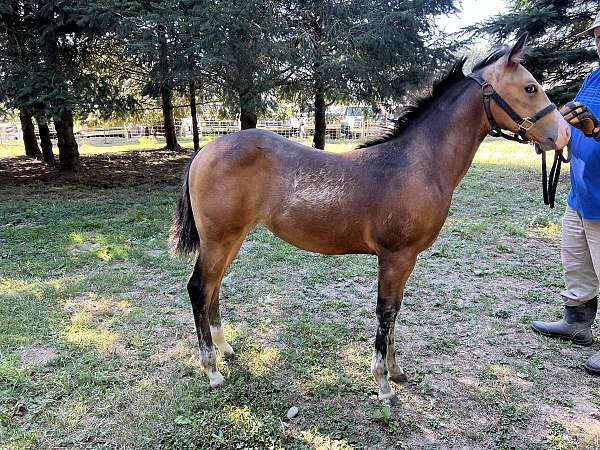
[525,84,537,94]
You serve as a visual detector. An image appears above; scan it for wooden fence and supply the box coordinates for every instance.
[0,119,393,145]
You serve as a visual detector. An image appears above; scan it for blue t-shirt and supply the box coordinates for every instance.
[567,68,600,220]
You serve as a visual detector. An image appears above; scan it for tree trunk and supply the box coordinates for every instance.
[19,110,42,159]
[313,76,326,150]
[160,84,181,151]
[54,110,79,171]
[240,106,257,130]
[36,117,55,165]
[239,93,257,130]
[189,80,200,151]
[159,30,181,151]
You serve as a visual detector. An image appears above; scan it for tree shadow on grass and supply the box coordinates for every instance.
[0,149,193,188]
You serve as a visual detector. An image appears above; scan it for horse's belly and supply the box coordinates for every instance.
[262,206,373,255]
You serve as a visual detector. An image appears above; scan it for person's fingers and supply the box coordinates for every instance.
[561,102,587,119]
[566,115,594,134]
[563,108,585,122]
[565,101,583,111]
[571,110,591,122]
[571,117,596,135]
[570,101,585,110]
[565,110,594,128]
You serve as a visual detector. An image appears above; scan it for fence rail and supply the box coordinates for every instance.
[0,119,394,145]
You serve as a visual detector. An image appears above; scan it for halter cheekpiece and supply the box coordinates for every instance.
[467,72,569,209]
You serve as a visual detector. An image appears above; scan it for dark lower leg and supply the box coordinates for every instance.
[209,301,234,357]
[372,252,416,399]
[372,300,398,399]
[188,260,223,387]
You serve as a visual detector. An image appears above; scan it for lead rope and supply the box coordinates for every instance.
[535,144,571,208]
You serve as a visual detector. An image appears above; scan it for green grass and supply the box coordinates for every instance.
[0,139,598,449]
[0,136,213,157]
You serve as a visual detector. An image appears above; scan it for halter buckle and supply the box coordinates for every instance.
[481,84,494,96]
[519,117,535,131]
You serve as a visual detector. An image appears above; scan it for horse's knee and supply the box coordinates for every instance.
[187,278,201,298]
[187,263,204,298]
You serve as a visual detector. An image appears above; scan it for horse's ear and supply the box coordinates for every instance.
[506,32,528,67]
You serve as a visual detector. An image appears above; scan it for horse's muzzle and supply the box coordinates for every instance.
[555,120,571,150]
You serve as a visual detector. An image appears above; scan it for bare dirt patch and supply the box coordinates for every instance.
[150,340,195,364]
[66,293,129,316]
[72,242,102,253]
[0,148,192,187]
[20,344,58,366]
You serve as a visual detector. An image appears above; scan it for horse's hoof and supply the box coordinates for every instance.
[378,387,394,401]
[389,373,408,383]
[221,345,236,359]
[389,395,401,406]
[209,371,225,388]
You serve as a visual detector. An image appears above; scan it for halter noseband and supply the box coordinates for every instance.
[468,72,557,144]
[468,72,569,209]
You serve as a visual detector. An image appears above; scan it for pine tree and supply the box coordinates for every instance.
[19,109,42,159]
[88,0,200,151]
[0,1,135,170]
[471,1,599,105]
[282,0,458,149]
[187,0,295,130]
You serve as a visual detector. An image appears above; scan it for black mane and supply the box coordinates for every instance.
[357,46,511,149]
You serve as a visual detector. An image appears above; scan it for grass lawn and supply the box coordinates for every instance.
[1,138,599,449]
[0,136,208,158]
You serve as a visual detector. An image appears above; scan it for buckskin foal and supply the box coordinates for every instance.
[169,34,570,400]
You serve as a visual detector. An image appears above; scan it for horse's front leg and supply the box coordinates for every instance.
[372,251,416,400]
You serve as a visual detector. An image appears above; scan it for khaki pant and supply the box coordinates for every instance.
[561,206,600,306]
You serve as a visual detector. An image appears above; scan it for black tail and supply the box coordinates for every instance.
[168,157,200,257]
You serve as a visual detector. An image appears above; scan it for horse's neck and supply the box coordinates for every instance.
[410,81,489,191]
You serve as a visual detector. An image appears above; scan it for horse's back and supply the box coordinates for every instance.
[190,128,353,199]
[196,128,327,164]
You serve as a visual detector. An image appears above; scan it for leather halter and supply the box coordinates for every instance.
[468,72,569,209]
[468,72,557,144]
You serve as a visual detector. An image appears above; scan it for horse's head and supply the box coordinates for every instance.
[476,34,570,151]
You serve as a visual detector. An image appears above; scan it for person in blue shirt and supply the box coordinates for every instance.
[532,13,600,375]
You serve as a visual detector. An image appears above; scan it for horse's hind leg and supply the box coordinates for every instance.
[188,258,222,387]
[188,232,248,388]
[372,251,416,400]
[207,234,250,358]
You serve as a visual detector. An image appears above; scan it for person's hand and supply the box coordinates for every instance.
[560,101,600,139]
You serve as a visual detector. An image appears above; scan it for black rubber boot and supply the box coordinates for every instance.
[584,350,600,375]
[531,297,597,346]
